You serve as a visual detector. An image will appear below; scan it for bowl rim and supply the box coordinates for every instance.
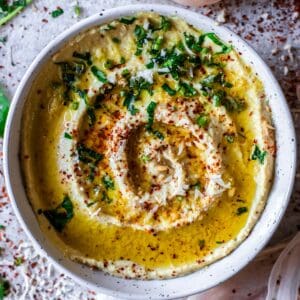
[3,4,297,299]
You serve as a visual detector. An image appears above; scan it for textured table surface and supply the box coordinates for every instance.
[0,0,299,299]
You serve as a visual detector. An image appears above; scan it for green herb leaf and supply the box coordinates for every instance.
[146,60,154,69]
[73,88,87,104]
[102,175,114,190]
[112,37,120,44]
[196,114,209,128]
[0,0,32,26]
[130,77,153,96]
[51,7,64,18]
[236,206,248,216]
[0,225,5,230]
[123,92,138,115]
[251,145,267,164]
[179,82,197,97]
[77,144,103,164]
[198,239,205,250]
[87,107,96,126]
[151,36,163,54]
[43,195,74,232]
[141,154,150,163]
[104,59,114,69]
[160,16,171,31]
[120,57,126,64]
[152,129,164,140]
[74,5,81,16]
[91,65,107,83]
[0,276,10,300]
[72,51,92,65]
[119,16,136,24]
[56,61,86,103]
[0,36,7,44]
[146,101,157,130]
[162,83,176,96]
[103,24,116,31]
[14,257,24,266]
[134,25,147,56]
[64,132,72,139]
[184,32,201,52]
[225,134,235,143]
[202,32,232,54]
[71,101,79,110]
[0,87,10,137]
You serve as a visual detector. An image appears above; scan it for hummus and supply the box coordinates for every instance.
[21,12,275,279]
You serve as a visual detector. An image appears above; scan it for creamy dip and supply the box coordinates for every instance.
[21,12,275,279]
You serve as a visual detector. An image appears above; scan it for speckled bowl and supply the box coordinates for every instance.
[3,4,297,300]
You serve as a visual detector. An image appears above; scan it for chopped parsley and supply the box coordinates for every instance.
[87,107,96,126]
[203,32,232,54]
[134,25,147,55]
[0,36,7,44]
[72,51,92,65]
[0,276,10,299]
[74,88,87,104]
[51,7,64,18]
[0,0,32,26]
[146,60,154,69]
[225,134,235,143]
[120,56,126,64]
[179,82,197,97]
[102,175,114,190]
[103,24,116,31]
[196,114,209,128]
[152,130,164,140]
[71,101,79,110]
[151,36,163,54]
[236,206,248,216]
[77,144,103,164]
[146,101,157,130]
[112,37,120,44]
[43,195,74,232]
[91,65,107,83]
[141,154,150,163]
[184,32,201,52]
[56,61,87,104]
[0,87,10,137]
[123,92,138,115]
[64,132,72,139]
[129,77,153,96]
[162,83,176,96]
[160,16,171,31]
[145,101,164,140]
[0,225,5,230]
[74,5,81,16]
[14,257,24,266]
[251,145,267,164]
[119,16,136,24]
[104,59,114,69]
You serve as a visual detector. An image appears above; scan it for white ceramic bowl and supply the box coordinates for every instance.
[3,4,297,299]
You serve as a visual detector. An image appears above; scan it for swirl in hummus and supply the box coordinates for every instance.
[21,12,275,279]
